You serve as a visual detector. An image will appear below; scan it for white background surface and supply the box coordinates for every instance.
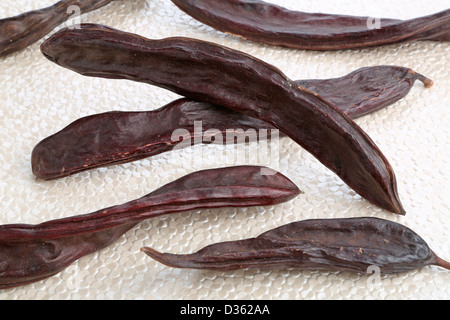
[0,0,449,300]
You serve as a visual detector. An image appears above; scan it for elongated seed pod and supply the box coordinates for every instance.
[31,66,433,181]
[296,66,433,119]
[0,0,114,57]
[40,24,406,214]
[31,99,278,180]
[0,166,300,289]
[142,217,450,275]
[171,0,450,50]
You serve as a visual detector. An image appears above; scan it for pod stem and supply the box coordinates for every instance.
[416,73,434,88]
[435,256,450,271]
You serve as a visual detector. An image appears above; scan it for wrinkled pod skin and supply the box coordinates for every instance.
[143,217,450,275]
[0,166,301,289]
[40,24,406,215]
[0,0,115,57]
[171,0,450,50]
[31,66,433,181]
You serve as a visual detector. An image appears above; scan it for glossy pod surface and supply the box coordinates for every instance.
[0,0,114,57]
[40,24,406,214]
[143,217,450,275]
[31,66,433,180]
[171,0,450,50]
[0,166,300,289]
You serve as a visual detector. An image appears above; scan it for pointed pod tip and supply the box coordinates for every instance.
[381,194,406,215]
[142,247,201,269]
[141,247,177,268]
[141,247,164,263]
[141,247,156,255]
[384,183,407,216]
[395,205,407,216]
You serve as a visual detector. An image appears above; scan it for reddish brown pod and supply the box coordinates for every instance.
[31,66,433,181]
[296,66,433,119]
[0,0,114,57]
[40,24,406,214]
[143,217,450,275]
[171,0,450,50]
[31,99,278,180]
[0,166,300,289]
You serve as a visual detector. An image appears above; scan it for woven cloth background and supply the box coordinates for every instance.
[0,0,449,300]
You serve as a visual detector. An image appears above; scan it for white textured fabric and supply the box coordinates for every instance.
[0,0,449,300]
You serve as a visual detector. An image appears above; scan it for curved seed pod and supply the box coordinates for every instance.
[296,66,433,119]
[0,166,301,289]
[142,217,450,275]
[0,0,114,57]
[171,0,450,50]
[31,65,433,181]
[31,99,277,180]
[40,24,406,214]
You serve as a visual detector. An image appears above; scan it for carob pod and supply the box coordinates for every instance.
[31,99,278,181]
[142,217,450,275]
[31,66,433,181]
[40,24,406,214]
[0,0,114,57]
[296,66,433,119]
[171,0,450,50]
[0,166,301,289]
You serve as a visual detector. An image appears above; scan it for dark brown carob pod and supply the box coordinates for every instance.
[0,0,114,57]
[296,66,433,119]
[40,24,406,214]
[0,166,300,289]
[31,99,279,180]
[142,217,450,275]
[171,0,450,50]
[31,66,433,181]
